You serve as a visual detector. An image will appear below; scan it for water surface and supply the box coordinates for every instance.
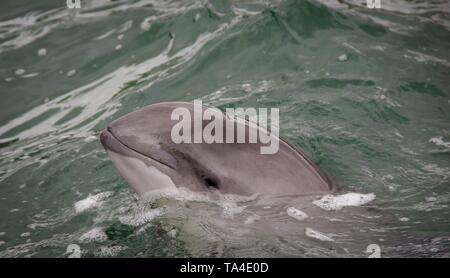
[0,0,449,257]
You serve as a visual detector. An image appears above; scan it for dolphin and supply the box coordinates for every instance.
[100,102,335,197]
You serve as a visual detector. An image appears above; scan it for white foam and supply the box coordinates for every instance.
[429,136,450,148]
[313,193,376,211]
[15,69,25,75]
[394,132,403,138]
[119,208,163,226]
[286,207,308,221]
[136,223,153,235]
[21,72,39,78]
[74,191,113,214]
[425,196,437,202]
[117,20,133,33]
[337,54,348,62]
[305,228,334,242]
[221,201,246,219]
[96,245,127,257]
[93,29,116,40]
[242,83,251,93]
[84,135,97,142]
[194,13,201,23]
[20,232,30,237]
[142,187,253,219]
[79,227,107,243]
[232,7,263,16]
[67,69,76,77]
[167,228,177,238]
[37,48,47,56]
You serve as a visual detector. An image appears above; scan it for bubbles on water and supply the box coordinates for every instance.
[79,227,107,243]
[429,136,450,148]
[337,54,348,62]
[37,48,47,56]
[20,232,30,237]
[84,135,97,142]
[95,245,127,257]
[167,228,177,238]
[21,72,39,79]
[194,13,201,23]
[117,20,133,34]
[15,69,25,75]
[74,191,114,214]
[312,193,376,211]
[142,187,254,219]
[118,208,163,226]
[305,228,334,242]
[425,196,437,202]
[220,201,246,219]
[286,207,308,221]
[66,69,76,77]
[242,83,252,93]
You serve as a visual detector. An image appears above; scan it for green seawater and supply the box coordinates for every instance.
[0,0,449,257]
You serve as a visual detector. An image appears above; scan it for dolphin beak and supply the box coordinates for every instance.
[99,126,178,170]
[100,126,122,152]
[100,127,112,150]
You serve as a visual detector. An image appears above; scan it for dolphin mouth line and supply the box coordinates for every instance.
[103,127,176,170]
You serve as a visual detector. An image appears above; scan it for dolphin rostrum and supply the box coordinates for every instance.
[100,102,335,197]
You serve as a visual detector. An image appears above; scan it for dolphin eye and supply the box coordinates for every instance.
[200,174,220,189]
[205,178,218,189]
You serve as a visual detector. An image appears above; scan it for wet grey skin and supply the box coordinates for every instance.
[100,102,336,197]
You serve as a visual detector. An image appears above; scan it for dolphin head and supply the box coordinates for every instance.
[100,102,189,196]
[100,102,335,197]
[100,102,233,196]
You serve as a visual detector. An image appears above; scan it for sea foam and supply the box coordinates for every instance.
[286,207,308,221]
[74,191,114,214]
[312,193,376,211]
[79,227,108,243]
[305,228,334,242]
